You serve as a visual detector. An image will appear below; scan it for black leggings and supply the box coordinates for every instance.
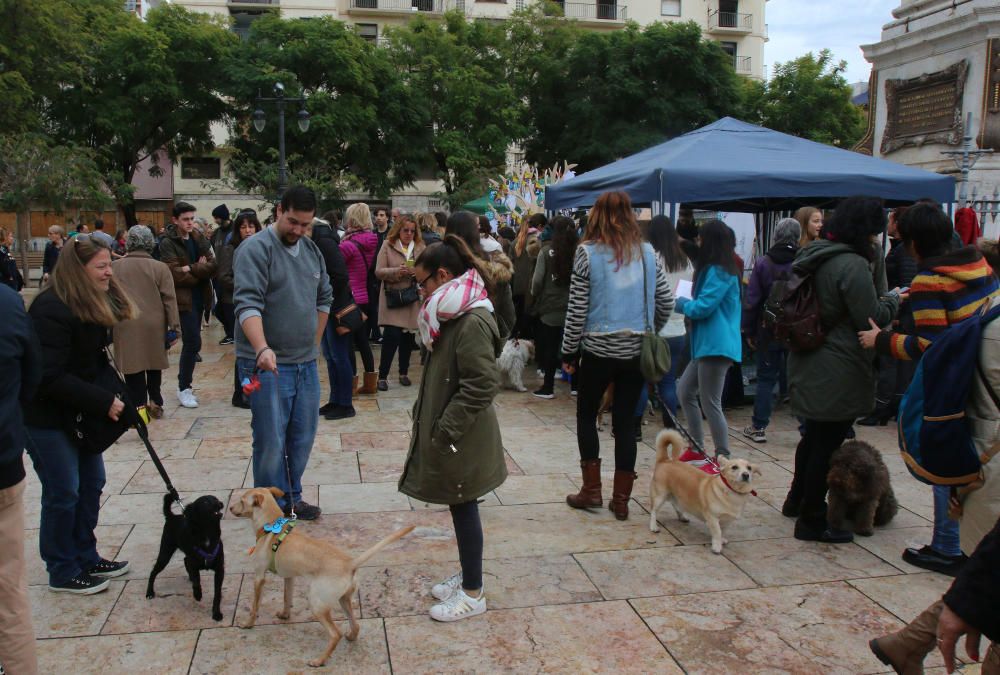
[575,353,645,471]
[219,301,235,340]
[350,327,375,374]
[378,326,414,379]
[124,370,163,407]
[536,322,563,390]
[787,418,854,528]
[450,500,483,591]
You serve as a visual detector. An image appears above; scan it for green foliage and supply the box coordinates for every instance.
[385,12,528,208]
[45,3,237,224]
[223,14,425,205]
[518,20,743,172]
[0,134,111,213]
[743,49,865,148]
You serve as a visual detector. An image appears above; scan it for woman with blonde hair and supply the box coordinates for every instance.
[375,215,426,390]
[416,211,441,245]
[24,235,137,594]
[43,225,66,284]
[561,191,674,520]
[341,203,379,394]
[795,206,824,248]
[510,214,544,337]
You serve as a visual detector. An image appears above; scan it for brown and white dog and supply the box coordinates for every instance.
[648,429,761,553]
[230,487,414,667]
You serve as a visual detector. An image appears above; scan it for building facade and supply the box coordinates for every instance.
[859,0,1000,206]
[159,0,768,213]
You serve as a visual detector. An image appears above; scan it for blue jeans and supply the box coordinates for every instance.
[237,358,320,510]
[178,309,202,391]
[321,323,354,407]
[25,427,105,585]
[634,335,688,419]
[931,485,962,556]
[752,343,787,430]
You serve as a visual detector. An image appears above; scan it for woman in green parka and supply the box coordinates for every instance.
[398,235,507,623]
[785,196,901,543]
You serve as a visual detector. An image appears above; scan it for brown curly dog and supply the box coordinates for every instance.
[826,440,898,536]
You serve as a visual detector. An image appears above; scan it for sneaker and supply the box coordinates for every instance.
[742,425,766,443]
[676,447,708,464]
[177,388,198,408]
[377,379,389,392]
[532,388,555,400]
[571,390,578,397]
[431,571,463,601]
[286,501,321,520]
[319,402,337,415]
[87,558,130,578]
[218,336,234,346]
[324,405,357,421]
[536,369,545,377]
[195,353,203,363]
[429,587,486,622]
[50,573,110,595]
[231,394,250,409]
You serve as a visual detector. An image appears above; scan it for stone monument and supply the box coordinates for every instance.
[858,0,1000,200]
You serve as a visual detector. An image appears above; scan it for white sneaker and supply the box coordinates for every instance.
[177,388,199,408]
[429,587,486,622]
[431,571,463,601]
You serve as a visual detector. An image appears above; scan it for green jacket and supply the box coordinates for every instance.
[530,243,570,327]
[398,307,507,505]
[788,240,899,421]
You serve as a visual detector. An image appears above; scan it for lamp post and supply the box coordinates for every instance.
[253,82,310,198]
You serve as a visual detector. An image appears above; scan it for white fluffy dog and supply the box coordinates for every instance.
[496,339,535,392]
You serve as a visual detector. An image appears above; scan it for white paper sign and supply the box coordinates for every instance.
[675,279,693,300]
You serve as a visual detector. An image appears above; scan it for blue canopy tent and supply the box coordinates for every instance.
[545,117,955,213]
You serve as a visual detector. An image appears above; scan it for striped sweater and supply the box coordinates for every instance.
[561,244,673,360]
[875,246,999,360]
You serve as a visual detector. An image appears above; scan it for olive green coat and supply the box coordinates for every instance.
[398,307,507,505]
[788,240,899,421]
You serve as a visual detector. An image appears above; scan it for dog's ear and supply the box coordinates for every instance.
[251,491,265,507]
[752,464,762,477]
[717,455,731,468]
[267,487,285,499]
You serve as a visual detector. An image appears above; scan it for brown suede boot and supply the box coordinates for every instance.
[566,459,602,509]
[357,372,378,395]
[869,600,943,675]
[608,470,638,520]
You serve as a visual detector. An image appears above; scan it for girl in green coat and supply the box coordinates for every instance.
[398,235,507,623]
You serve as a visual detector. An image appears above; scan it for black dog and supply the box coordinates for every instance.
[146,494,226,621]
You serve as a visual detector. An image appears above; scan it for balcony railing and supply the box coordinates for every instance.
[708,10,752,31]
[733,55,751,74]
[349,0,444,12]
[556,1,627,21]
[228,0,279,4]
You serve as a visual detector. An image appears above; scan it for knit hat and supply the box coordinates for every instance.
[212,204,230,221]
[126,225,155,253]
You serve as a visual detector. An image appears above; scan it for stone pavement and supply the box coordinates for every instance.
[23,323,979,674]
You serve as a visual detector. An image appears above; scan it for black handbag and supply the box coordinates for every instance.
[386,282,420,308]
[334,302,365,335]
[71,346,135,454]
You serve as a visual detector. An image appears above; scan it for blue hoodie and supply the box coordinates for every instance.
[676,264,742,362]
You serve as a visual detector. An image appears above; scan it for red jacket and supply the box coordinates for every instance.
[340,230,378,304]
[955,207,981,246]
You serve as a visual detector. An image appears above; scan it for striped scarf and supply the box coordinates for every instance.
[417,268,494,350]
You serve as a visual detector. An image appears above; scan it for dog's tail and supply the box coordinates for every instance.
[655,429,686,464]
[163,492,176,517]
[351,525,416,570]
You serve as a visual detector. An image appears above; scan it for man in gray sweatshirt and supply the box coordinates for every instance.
[234,186,333,520]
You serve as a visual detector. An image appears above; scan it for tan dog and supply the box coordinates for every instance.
[230,487,414,667]
[648,430,761,554]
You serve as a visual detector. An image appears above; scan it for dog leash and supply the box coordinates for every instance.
[242,367,296,521]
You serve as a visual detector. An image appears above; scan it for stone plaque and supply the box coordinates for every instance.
[980,39,1000,150]
[881,60,968,154]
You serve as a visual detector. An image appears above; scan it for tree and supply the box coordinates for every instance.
[743,50,865,148]
[518,21,743,172]
[222,14,426,207]
[46,3,237,227]
[386,12,527,208]
[0,134,111,278]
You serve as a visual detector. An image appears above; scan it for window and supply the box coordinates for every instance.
[660,0,680,15]
[181,157,221,180]
[719,41,737,57]
[357,24,378,42]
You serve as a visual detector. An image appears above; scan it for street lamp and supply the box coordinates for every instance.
[252,82,311,197]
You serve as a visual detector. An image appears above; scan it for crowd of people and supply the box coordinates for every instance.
[2,185,1000,672]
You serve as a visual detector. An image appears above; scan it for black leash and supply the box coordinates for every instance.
[659,396,709,457]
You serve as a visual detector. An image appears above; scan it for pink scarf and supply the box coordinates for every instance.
[417,268,494,351]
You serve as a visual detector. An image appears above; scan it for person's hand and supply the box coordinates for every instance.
[197,256,207,264]
[108,397,125,421]
[891,287,910,301]
[168,336,179,348]
[938,603,981,673]
[256,347,278,373]
[398,264,409,280]
[181,265,191,273]
[746,336,757,351]
[858,318,881,349]
[562,361,576,375]
[42,273,49,282]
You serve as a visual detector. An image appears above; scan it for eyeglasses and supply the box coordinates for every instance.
[416,271,434,289]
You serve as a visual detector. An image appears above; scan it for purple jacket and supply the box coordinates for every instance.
[742,243,797,339]
[340,230,379,305]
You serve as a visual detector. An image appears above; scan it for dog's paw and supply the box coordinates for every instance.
[212,610,224,622]
[711,543,724,554]
[239,620,256,630]
[276,610,290,620]
[308,659,326,668]
[649,524,660,533]
[193,588,203,602]
[516,386,527,392]
[855,527,875,537]
[346,628,359,642]
[678,514,690,523]
[145,589,155,599]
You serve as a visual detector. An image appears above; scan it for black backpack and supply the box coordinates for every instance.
[762,270,825,352]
